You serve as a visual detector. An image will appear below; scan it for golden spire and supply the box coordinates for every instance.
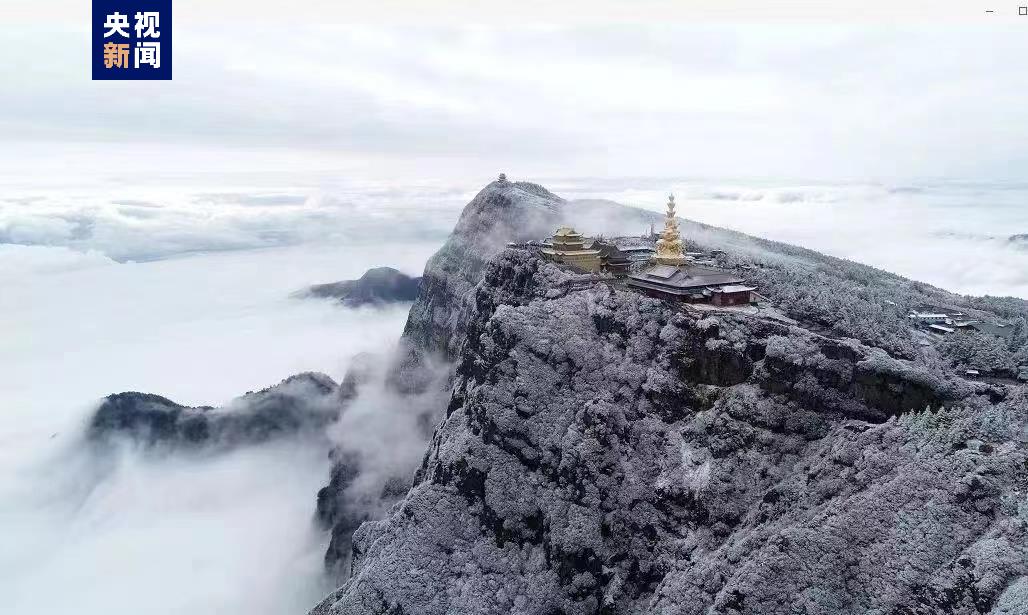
[653,193,688,266]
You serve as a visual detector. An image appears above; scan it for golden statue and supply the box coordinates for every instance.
[653,194,689,266]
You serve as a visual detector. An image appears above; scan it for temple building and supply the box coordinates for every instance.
[711,284,758,306]
[591,240,631,274]
[620,246,656,263]
[653,194,691,266]
[627,265,747,302]
[539,226,601,272]
[626,193,756,305]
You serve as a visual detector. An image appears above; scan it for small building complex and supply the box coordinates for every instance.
[626,195,756,305]
[907,307,1014,340]
[908,312,949,325]
[537,193,758,307]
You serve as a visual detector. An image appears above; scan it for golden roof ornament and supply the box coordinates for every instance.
[653,193,689,266]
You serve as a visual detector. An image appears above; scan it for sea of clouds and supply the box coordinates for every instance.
[1,175,1026,615]
[0,178,464,262]
[0,212,444,614]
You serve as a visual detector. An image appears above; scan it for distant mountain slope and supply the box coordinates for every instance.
[89,373,340,450]
[298,267,421,307]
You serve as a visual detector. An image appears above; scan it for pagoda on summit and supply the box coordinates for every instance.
[653,194,689,266]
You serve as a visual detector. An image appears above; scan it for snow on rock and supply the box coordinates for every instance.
[391,179,563,392]
[311,248,1027,615]
[315,180,565,575]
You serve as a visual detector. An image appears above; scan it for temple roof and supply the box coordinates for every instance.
[554,226,583,238]
[714,285,757,293]
[590,240,630,263]
[627,265,745,294]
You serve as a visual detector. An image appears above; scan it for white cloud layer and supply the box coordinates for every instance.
[0,178,464,261]
[0,239,441,615]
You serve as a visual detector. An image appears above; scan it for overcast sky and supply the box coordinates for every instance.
[0,23,1026,183]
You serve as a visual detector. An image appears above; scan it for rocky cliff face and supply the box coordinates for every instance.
[391,179,563,391]
[311,185,1027,614]
[314,179,566,574]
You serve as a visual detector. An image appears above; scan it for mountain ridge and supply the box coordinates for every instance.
[311,179,1027,615]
